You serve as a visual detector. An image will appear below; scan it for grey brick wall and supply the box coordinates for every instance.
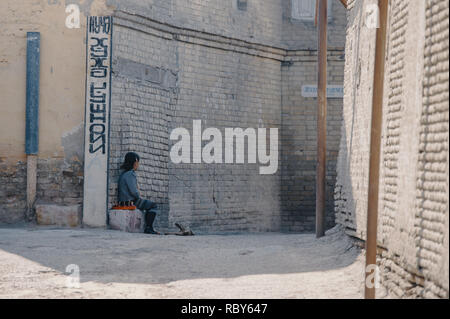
[168,41,282,233]
[108,1,346,233]
[282,0,347,50]
[281,50,344,232]
[108,23,179,230]
[106,0,285,47]
[109,12,284,233]
[105,0,347,50]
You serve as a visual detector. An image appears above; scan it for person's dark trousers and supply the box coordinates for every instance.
[145,210,157,232]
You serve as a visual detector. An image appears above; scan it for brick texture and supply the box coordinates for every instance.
[281,51,344,232]
[413,0,449,298]
[108,1,346,233]
[335,0,449,298]
[0,161,26,224]
[1,1,346,235]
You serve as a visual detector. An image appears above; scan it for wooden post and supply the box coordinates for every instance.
[316,0,328,238]
[365,0,389,299]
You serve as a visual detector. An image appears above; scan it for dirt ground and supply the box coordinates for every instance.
[0,224,390,299]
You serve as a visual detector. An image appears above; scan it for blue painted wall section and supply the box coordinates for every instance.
[25,32,40,155]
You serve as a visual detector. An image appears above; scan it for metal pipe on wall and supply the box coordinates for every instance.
[364,0,389,299]
[25,32,40,221]
[316,0,328,238]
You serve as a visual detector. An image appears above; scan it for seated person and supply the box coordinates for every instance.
[118,152,160,235]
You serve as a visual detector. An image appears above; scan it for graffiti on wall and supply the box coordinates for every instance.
[87,16,111,154]
[83,16,112,227]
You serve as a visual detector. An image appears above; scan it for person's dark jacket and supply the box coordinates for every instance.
[118,170,157,211]
[118,170,140,203]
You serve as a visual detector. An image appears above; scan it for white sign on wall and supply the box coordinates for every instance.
[83,16,113,227]
[291,0,333,21]
[301,85,344,98]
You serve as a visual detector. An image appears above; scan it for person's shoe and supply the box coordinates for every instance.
[144,228,160,235]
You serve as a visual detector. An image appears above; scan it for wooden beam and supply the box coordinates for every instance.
[316,0,328,238]
[315,0,319,27]
[365,0,389,299]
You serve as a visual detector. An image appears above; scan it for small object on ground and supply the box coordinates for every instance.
[164,223,194,236]
[175,223,186,232]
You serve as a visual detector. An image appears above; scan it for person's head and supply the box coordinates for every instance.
[120,152,140,171]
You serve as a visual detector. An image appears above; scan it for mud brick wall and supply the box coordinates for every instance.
[36,158,84,206]
[0,157,83,224]
[0,0,96,225]
[335,0,449,298]
[413,0,449,298]
[0,161,27,224]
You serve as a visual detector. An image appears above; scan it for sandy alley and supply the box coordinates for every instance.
[0,225,390,299]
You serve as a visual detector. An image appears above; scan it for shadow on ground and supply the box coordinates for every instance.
[0,224,359,286]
